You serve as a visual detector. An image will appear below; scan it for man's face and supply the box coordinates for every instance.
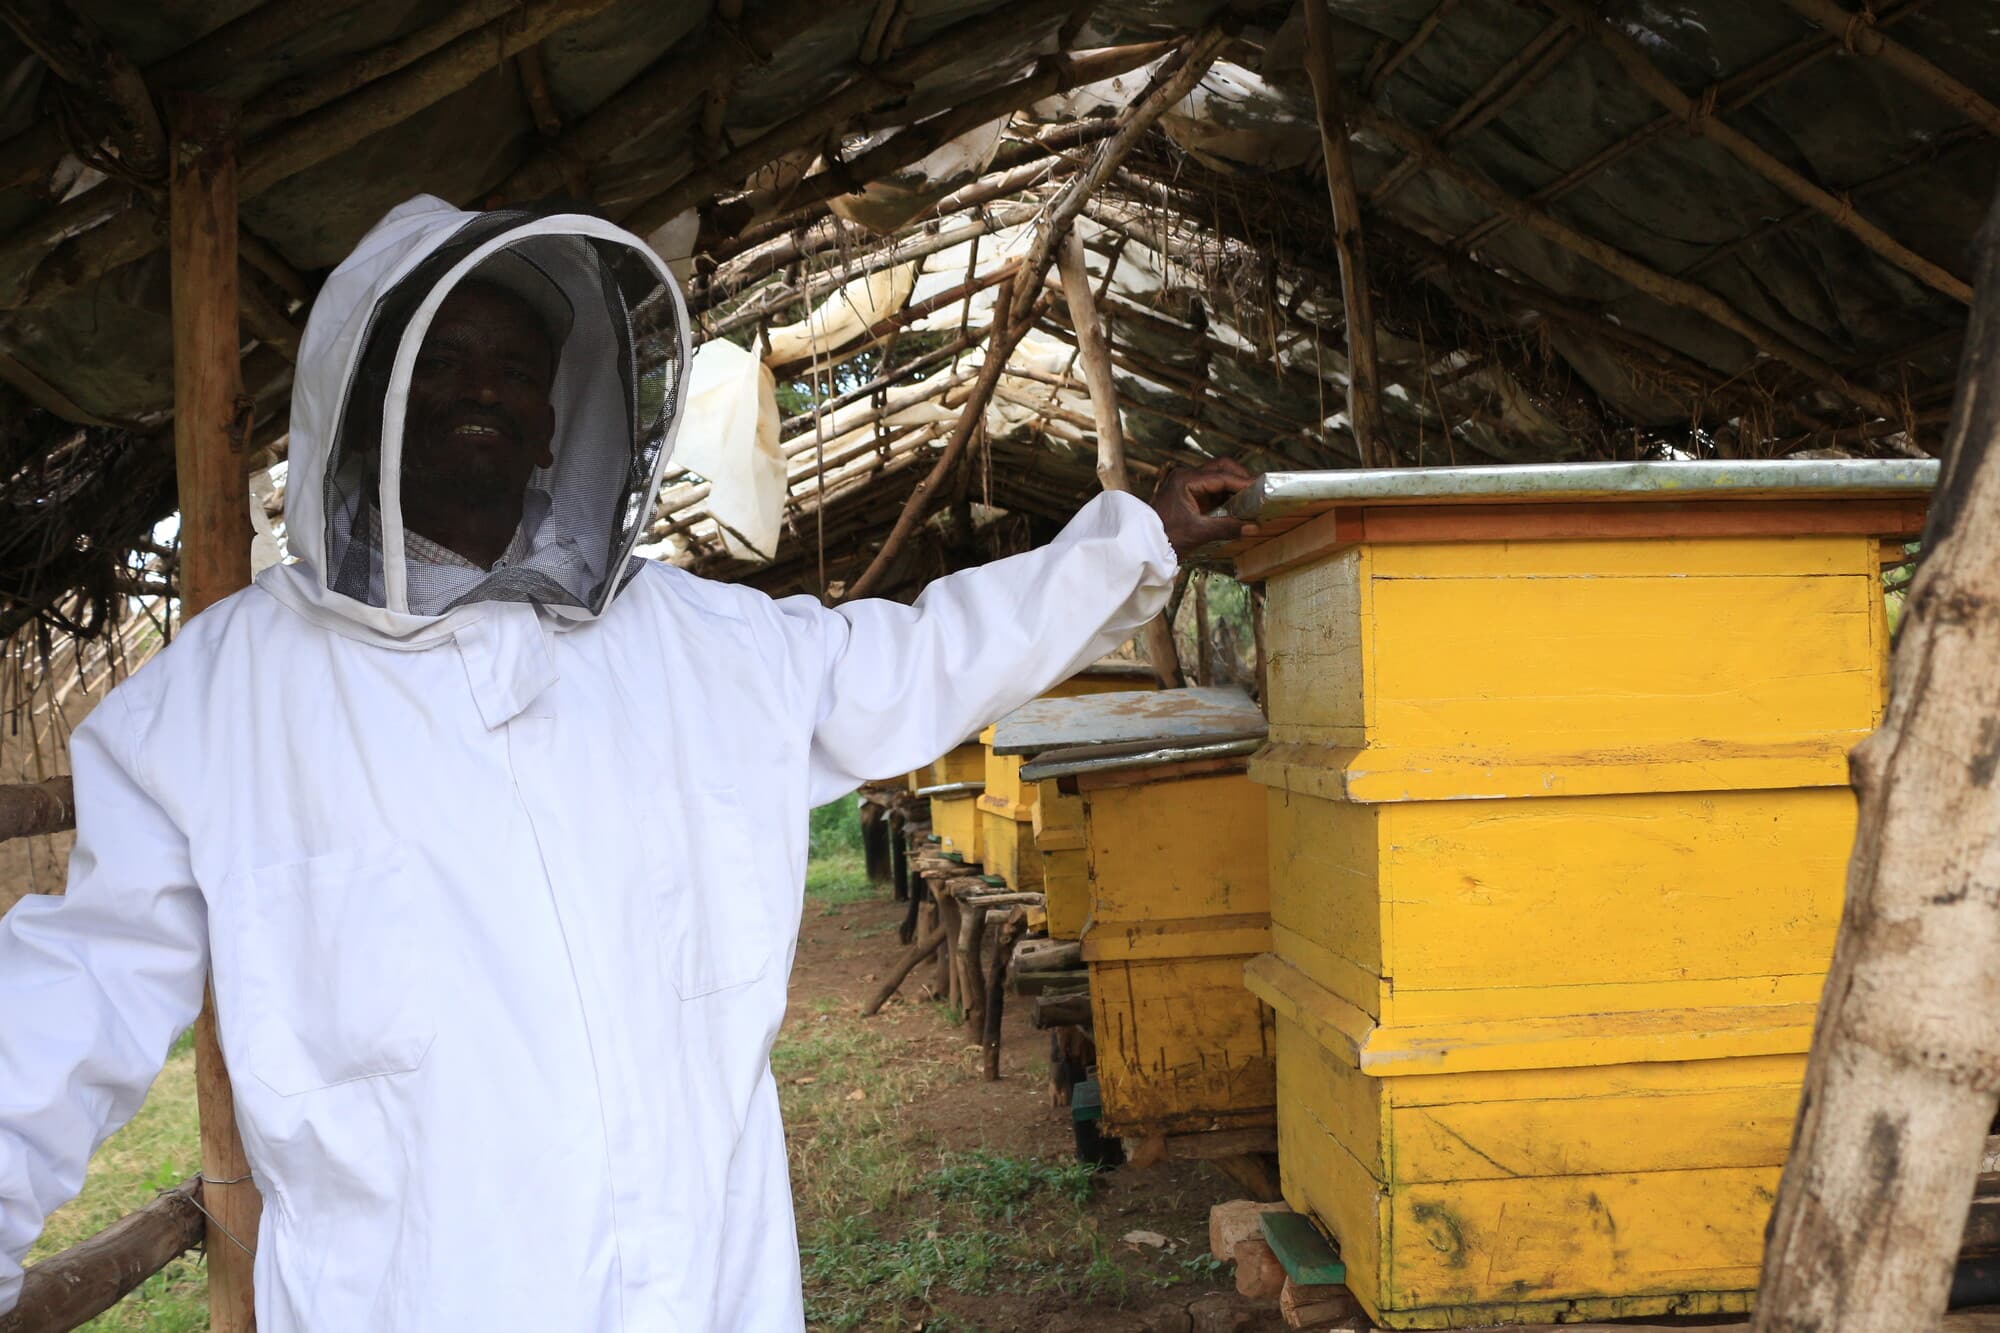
[400,282,558,509]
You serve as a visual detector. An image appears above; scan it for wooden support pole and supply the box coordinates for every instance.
[0,1179,205,1333]
[1540,0,1971,305]
[168,92,260,1333]
[1056,230,1128,494]
[1751,191,2000,1332]
[1300,0,1391,468]
[1054,226,1183,685]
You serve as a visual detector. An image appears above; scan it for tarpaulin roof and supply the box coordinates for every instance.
[0,0,1992,628]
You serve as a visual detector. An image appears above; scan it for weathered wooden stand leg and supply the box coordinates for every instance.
[1753,192,2000,1333]
[860,799,891,885]
[981,907,1028,1081]
[888,811,909,902]
[170,91,260,1333]
[956,889,988,1037]
[933,887,959,1006]
[860,924,950,1017]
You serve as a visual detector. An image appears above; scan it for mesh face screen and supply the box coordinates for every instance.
[322,215,685,616]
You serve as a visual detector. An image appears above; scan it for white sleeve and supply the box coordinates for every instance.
[0,689,209,1315]
[794,490,1177,805]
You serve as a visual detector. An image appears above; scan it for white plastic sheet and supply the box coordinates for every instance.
[678,338,785,562]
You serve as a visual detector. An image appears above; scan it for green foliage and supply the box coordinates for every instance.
[1884,540,1921,634]
[1174,570,1258,683]
[809,797,865,859]
[805,796,874,909]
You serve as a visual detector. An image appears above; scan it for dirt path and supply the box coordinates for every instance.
[782,891,1289,1333]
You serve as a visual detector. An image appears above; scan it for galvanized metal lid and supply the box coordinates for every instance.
[991,686,1266,757]
[1232,459,1940,522]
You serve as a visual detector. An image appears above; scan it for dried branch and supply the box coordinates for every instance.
[1300,0,1389,466]
[841,27,1230,602]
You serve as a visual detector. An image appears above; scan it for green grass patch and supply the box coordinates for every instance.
[928,1151,1099,1220]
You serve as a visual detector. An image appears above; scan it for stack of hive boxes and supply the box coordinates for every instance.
[1231,460,1934,1327]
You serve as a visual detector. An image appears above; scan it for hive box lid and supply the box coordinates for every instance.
[1225,459,1937,580]
[992,686,1265,757]
[1232,459,1939,523]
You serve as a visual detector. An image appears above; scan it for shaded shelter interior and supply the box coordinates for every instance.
[0,0,1989,632]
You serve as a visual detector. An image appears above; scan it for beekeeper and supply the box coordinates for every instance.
[0,196,1251,1331]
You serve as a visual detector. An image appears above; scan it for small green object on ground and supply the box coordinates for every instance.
[1260,1211,1346,1286]
[982,874,1006,887]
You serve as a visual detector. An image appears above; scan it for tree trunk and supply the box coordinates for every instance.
[1752,188,2000,1331]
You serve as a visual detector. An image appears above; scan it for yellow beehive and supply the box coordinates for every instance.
[1012,687,1276,1141]
[978,665,1161,890]
[1079,761,1272,1140]
[1032,778,1089,939]
[915,739,988,862]
[1231,460,1934,1328]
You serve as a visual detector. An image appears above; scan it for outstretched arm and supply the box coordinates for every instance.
[797,460,1253,803]
[0,691,209,1315]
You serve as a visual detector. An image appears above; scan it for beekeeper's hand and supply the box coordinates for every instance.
[1149,457,1256,555]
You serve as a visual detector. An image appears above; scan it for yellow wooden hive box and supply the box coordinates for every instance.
[915,738,987,863]
[1015,687,1275,1143]
[1228,459,1934,1329]
[977,664,1160,891]
[1032,778,1089,939]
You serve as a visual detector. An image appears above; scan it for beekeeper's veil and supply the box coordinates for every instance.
[280,196,689,626]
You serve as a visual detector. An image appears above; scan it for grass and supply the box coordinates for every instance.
[777,1007,1137,1331]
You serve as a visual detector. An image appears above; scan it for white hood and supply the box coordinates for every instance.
[262,195,691,644]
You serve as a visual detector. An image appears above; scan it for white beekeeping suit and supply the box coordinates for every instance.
[0,196,1174,1331]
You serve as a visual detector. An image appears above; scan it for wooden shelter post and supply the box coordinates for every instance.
[1055,229,1184,687]
[1751,194,2000,1332]
[168,92,261,1333]
[1299,0,1391,469]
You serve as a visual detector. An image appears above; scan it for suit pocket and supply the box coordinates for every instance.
[649,787,774,999]
[217,841,436,1097]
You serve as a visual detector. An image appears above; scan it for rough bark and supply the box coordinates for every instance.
[1752,187,2000,1331]
[0,777,74,842]
[0,1179,204,1333]
[169,94,262,1333]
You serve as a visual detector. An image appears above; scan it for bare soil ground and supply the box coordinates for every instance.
[783,888,1289,1333]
